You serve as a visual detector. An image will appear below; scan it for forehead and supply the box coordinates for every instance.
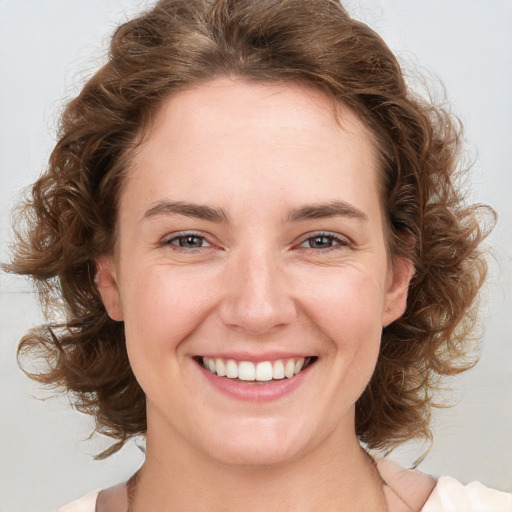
[145,77,375,155]
[123,77,381,218]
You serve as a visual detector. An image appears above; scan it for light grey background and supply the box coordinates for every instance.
[1,1,511,511]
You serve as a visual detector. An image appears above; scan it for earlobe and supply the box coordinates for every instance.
[95,257,124,322]
[382,257,415,327]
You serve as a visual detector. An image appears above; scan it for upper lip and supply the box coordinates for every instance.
[195,351,315,363]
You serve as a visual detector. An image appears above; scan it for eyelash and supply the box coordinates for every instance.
[163,231,211,250]
[298,232,351,251]
[162,231,350,252]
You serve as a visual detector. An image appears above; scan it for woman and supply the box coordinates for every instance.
[5,0,511,510]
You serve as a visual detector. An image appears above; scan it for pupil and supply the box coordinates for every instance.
[312,236,331,248]
[181,236,201,247]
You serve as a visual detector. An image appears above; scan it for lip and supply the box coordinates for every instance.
[195,355,316,402]
[197,351,312,363]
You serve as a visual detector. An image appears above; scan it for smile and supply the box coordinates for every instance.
[200,356,315,382]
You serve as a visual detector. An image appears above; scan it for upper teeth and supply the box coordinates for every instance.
[202,357,308,381]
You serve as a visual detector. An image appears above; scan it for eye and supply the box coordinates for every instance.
[165,232,211,249]
[299,232,350,250]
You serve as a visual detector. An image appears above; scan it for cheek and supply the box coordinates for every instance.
[118,269,213,410]
[123,278,167,341]
[297,265,387,337]
[295,265,386,383]
[120,267,213,365]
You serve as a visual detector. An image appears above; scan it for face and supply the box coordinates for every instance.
[97,77,412,468]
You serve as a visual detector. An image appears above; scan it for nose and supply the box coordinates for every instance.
[218,248,298,336]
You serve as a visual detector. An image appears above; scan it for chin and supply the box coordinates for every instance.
[197,419,317,469]
[208,440,300,469]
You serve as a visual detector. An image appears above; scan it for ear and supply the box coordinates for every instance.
[95,257,124,322]
[382,256,414,327]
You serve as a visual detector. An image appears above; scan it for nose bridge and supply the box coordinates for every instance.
[219,243,296,335]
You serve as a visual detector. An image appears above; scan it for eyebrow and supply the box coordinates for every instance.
[285,200,369,223]
[143,199,368,224]
[143,201,229,223]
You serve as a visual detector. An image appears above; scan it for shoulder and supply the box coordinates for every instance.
[373,455,512,512]
[375,457,437,511]
[57,491,99,512]
[422,476,512,512]
[58,481,129,512]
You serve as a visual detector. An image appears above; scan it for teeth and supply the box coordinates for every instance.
[239,361,255,381]
[284,359,295,378]
[202,357,310,382]
[272,360,285,380]
[294,358,305,374]
[226,359,238,379]
[255,361,273,381]
[216,358,226,377]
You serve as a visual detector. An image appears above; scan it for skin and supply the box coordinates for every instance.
[97,77,413,511]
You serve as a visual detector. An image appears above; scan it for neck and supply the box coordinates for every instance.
[131,421,386,512]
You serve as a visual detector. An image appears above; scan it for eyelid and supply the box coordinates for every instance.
[159,230,351,251]
[296,231,352,250]
[161,230,213,248]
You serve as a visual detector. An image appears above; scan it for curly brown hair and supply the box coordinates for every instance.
[6,0,494,457]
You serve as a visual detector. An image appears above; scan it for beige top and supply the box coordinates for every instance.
[58,461,512,512]
[423,477,512,512]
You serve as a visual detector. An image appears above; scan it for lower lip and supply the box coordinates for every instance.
[197,361,313,402]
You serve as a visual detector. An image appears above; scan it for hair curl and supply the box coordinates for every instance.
[6,0,494,457]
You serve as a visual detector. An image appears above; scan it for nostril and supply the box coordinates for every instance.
[217,269,298,335]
